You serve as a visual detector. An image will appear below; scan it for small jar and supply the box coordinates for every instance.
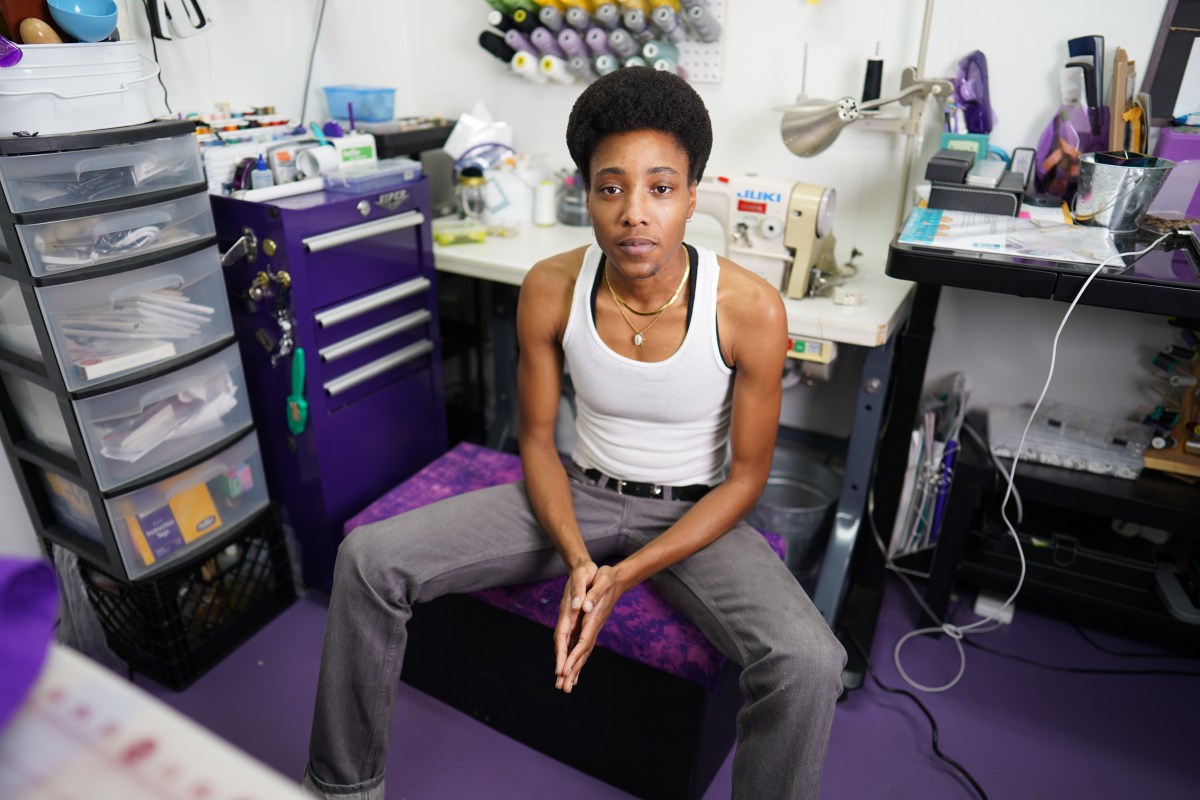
[456,167,488,223]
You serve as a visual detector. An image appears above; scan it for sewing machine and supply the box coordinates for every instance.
[695,173,838,299]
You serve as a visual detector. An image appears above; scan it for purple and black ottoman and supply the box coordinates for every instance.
[344,442,788,800]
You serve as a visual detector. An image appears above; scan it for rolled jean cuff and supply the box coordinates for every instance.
[302,764,384,800]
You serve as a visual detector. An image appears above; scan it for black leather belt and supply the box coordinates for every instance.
[572,462,712,502]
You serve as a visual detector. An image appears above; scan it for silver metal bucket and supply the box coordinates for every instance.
[1073,151,1175,233]
[745,446,842,578]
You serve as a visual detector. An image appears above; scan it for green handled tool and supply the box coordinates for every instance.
[287,348,308,435]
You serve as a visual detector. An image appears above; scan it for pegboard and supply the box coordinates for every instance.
[677,0,725,83]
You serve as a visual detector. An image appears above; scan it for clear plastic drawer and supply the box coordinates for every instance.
[0,134,203,215]
[74,343,253,491]
[107,432,269,580]
[16,191,216,277]
[38,468,103,543]
[0,274,42,361]
[35,245,234,391]
[1,372,72,457]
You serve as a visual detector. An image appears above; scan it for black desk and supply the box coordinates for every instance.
[845,233,1200,674]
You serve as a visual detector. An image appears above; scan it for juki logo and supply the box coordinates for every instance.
[737,189,782,204]
[376,190,409,212]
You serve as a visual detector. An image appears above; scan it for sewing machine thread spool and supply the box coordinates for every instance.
[585,27,612,57]
[594,3,621,29]
[623,8,649,33]
[642,39,678,63]
[511,50,548,83]
[861,54,883,103]
[685,4,721,42]
[624,55,648,68]
[538,5,565,31]
[1163,344,1196,361]
[566,6,591,30]
[652,6,688,43]
[594,53,620,76]
[652,57,679,75]
[608,27,639,58]
[511,8,540,34]
[503,28,536,56]
[620,0,650,13]
[568,54,598,81]
[557,28,589,59]
[479,30,517,64]
[679,0,704,9]
[539,54,575,83]
[486,9,516,32]
[531,26,565,57]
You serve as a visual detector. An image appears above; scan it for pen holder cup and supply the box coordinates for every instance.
[1073,151,1175,233]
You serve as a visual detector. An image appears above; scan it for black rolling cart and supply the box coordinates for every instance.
[863,231,1200,651]
[0,121,294,689]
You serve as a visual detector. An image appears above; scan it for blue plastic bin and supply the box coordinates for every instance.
[323,85,395,122]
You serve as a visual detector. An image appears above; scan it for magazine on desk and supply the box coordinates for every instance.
[898,207,1122,265]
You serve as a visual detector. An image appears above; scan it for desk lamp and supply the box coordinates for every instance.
[778,0,952,228]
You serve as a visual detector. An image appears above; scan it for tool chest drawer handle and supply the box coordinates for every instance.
[323,339,434,397]
[314,277,430,328]
[301,211,425,253]
[319,309,432,363]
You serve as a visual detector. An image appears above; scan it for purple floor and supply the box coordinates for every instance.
[133,576,1199,799]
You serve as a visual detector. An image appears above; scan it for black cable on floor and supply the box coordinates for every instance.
[962,638,1200,676]
[142,0,173,114]
[299,0,329,124]
[1065,614,1200,660]
[847,633,989,800]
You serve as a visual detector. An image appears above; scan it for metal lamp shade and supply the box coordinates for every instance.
[781,97,862,158]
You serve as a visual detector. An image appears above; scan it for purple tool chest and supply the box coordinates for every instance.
[211,176,447,592]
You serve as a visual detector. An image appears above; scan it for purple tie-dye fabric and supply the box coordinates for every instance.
[344,442,785,690]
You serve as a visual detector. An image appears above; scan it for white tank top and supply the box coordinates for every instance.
[562,243,734,486]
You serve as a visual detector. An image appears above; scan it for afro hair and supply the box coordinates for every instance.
[566,67,712,190]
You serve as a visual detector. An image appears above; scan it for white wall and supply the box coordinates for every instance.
[0,0,1179,553]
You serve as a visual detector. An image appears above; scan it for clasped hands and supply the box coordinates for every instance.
[554,559,624,693]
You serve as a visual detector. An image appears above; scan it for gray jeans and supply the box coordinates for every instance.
[304,476,846,800]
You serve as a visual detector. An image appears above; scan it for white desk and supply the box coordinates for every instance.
[433,222,915,633]
[0,645,310,799]
[433,220,913,347]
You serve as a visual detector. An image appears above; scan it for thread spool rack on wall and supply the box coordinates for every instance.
[478,1,726,86]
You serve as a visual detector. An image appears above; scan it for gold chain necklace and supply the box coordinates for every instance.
[603,254,690,347]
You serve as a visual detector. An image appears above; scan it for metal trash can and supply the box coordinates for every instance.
[745,445,842,578]
[1073,151,1175,232]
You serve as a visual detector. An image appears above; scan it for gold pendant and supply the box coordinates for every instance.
[633,333,644,346]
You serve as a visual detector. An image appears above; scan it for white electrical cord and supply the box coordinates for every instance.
[889,230,1177,693]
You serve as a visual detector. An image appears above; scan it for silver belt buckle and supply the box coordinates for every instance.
[652,484,664,498]
[616,479,626,495]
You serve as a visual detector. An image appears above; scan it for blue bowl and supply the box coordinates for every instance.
[47,0,119,43]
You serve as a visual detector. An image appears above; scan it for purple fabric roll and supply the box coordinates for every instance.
[0,558,58,734]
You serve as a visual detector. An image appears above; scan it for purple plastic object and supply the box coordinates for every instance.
[954,50,996,134]
[344,442,787,690]
[0,558,58,734]
[0,34,22,68]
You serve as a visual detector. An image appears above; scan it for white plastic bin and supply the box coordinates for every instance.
[0,42,156,137]
[74,343,253,491]
[1,372,72,456]
[0,275,42,361]
[35,245,234,391]
[106,431,269,579]
[0,133,203,214]
[16,191,216,277]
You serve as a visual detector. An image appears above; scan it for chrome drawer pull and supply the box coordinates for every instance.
[301,211,424,253]
[319,309,431,363]
[323,339,434,397]
[314,277,430,328]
